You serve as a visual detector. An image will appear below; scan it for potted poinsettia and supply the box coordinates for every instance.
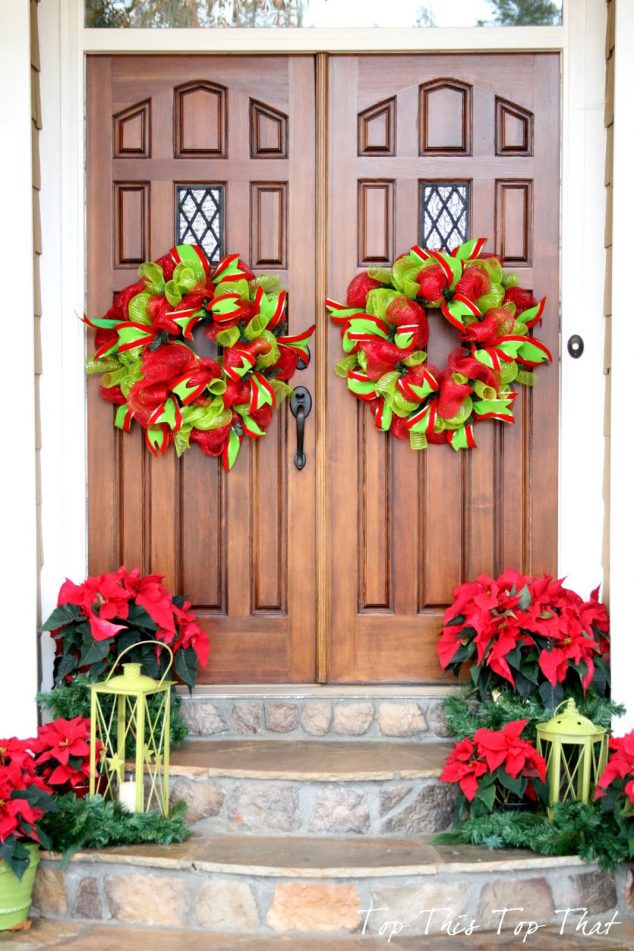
[440,718,548,818]
[0,738,54,930]
[437,569,610,707]
[42,566,209,687]
[39,567,210,746]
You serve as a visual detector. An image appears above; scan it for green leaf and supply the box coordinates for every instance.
[475,780,497,812]
[53,651,80,685]
[497,769,525,797]
[40,603,82,631]
[538,681,564,710]
[79,637,112,668]
[174,646,198,691]
[517,584,532,610]
[0,839,32,880]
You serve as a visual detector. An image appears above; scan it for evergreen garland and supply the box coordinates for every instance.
[433,801,631,870]
[443,689,624,742]
[40,793,189,862]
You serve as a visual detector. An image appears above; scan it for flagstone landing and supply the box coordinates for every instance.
[3,920,634,950]
[31,832,632,938]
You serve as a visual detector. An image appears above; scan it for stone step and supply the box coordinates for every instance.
[33,833,631,939]
[168,740,456,836]
[178,686,455,741]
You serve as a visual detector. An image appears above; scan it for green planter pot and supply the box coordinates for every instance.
[0,843,40,931]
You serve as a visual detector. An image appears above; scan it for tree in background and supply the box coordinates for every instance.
[479,0,561,26]
[86,0,306,28]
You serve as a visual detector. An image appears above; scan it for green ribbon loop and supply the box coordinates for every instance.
[216,326,240,348]
[402,350,427,367]
[138,261,165,295]
[335,355,359,378]
[128,292,153,324]
[409,430,427,450]
[245,314,268,340]
[86,356,121,375]
[500,361,519,385]
[255,332,280,368]
[473,379,498,401]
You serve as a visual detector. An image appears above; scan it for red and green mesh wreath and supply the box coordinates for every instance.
[85,244,314,470]
[326,238,551,450]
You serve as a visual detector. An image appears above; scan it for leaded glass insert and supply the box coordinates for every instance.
[419,182,470,252]
[176,185,224,263]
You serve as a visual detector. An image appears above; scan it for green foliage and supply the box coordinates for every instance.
[40,793,189,862]
[433,801,631,870]
[443,688,625,742]
[85,0,306,28]
[37,677,189,749]
[479,0,561,26]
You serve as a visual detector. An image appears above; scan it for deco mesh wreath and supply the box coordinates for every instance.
[326,238,551,450]
[86,244,314,470]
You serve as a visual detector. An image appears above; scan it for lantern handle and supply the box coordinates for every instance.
[105,639,174,686]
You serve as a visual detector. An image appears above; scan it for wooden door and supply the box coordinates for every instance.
[86,55,317,683]
[326,54,560,682]
[87,52,560,685]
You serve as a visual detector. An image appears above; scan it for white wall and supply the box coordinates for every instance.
[0,2,38,737]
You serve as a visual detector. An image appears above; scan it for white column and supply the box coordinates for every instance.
[38,0,87,693]
[609,0,634,733]
[559,0,607,595]
[0,2,38,736]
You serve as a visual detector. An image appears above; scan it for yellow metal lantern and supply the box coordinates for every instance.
[536,699,608,816]
[89,641,173,815]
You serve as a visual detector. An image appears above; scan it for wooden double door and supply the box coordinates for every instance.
[87,52,559,684]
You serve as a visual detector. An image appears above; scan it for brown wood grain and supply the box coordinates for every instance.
[87,55,316,683]
[326,53,560,682]
[87,52,559,685]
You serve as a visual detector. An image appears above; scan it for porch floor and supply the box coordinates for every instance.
[3,919,634,950]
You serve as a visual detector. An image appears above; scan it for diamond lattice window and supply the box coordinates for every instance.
[419,182,470,252]
[176,185,224,263]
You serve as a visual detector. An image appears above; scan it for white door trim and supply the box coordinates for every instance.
[38,0,607,687]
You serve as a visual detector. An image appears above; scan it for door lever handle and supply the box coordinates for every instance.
[289,386,312,471]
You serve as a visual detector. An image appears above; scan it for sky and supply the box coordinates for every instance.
[300,0,497,29]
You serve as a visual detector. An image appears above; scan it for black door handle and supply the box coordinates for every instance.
[289,386,312,471]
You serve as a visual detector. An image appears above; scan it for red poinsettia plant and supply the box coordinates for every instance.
[595,731,634,817]
[0,737,53,879]
[32,716,95,794]
[41,566,210,690]
[0,717,98,878]
[440,718,548,817]
[437,569,610,706]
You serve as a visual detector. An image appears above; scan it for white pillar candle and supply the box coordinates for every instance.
[118,779,138,812]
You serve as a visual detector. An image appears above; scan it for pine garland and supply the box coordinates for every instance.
[40,793,189,862]
[433,801,631,870]
[443,689,624,741]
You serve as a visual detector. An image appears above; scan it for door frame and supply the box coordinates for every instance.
[38,0,607,687]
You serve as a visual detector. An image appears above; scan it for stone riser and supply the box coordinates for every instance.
[180,696,452,741]
[169,774,456,837]
[34,857,628,938]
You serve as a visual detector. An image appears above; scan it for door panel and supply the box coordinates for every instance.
[326,54,560,682]
[87,55,316,683]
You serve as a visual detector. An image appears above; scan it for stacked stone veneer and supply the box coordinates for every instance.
[168,774,456,836]
[180,696,452,740]
[32,856,631,937]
